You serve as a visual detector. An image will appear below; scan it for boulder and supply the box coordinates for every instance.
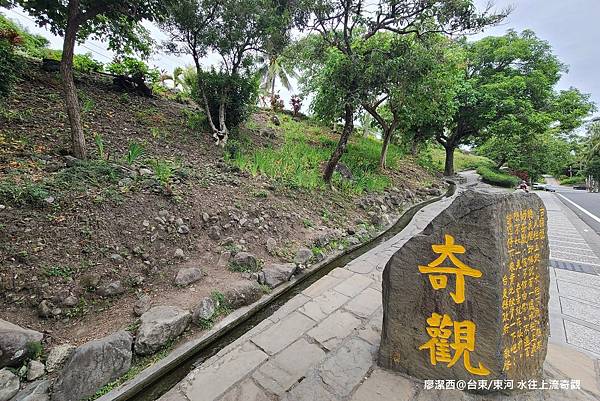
[51,331,132,401]
[133,294,152,317]
[174,268,204,287]
[97,281,125,297]
[224,282,262,309]
[26,360,44,381]
[192,297,217,325]
[232,252,258,272]
[258,263,297,289]
[379,189,550,385]
[208,226,221,241]
[294,247,313,265]
[45,344,75,373]
[135,306,191,355]
[266,238,277,255]
[10,380,50,401]
[0,319,43,368]
[0,369,19,401]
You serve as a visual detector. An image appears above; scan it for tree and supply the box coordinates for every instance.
[256,53,297,102]
[11,0,172,159]
[303,0,508,184]
[162,0,298,143]
[437,30,570,176]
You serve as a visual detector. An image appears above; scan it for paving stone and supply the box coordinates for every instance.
[350,368,417,401]
[219,379,274,401]
[545,342,600,397]
[333,274,373,297]
[329,268,354,279]
[357,313,382,346]
[319,337,375,397]
[308,310,362,350]
[182,342,268,401]
[347,260,376,274]
[251,312,315,355]
[344,288,381,318]
[282,375,338,401]
[560,297,600,326]
[564,320,600,355]
[557,280,600,304]
[302,276,342,298]
[299,290,349,321]
[555,269,600,288]
[252,339,325,395]
[270,294,311,323]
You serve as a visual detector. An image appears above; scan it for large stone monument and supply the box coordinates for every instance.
[379,189,550,388]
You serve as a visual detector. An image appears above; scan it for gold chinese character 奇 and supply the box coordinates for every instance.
[419,313,491,376]
[419,234,482,304]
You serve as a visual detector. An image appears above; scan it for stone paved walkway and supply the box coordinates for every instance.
[159,185,600,401]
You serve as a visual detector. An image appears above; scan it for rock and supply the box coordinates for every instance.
[177,225,190,235]
[37,301,53,319]
[192,297,217,324]
[51,331,132,401]
[62,296,78,307]
[0,368,19,401]
[45,344,75,373]
[26,360,44,381]
[135,306,191,355]
[10,380,50,401]
[79,273,100,290]
[97,281,125,297]
[158,210,169,218]
[335,162,353,180]
[219,237,235,246]
[224,282,262,309]
[258,263,297,289]
[202,213,210,223]
[139,168,153,176]
[217,251,232,268]
[369,212,392,227]
[63,155,78,167]
[175,217,185,227]
[110,253,124,263]
[0,319,43,368]
[271,115,281,126]
[294,247,313,265]
[133,294,152,317]
[232,252,258,272]
[208,226,221,241]
[266,238,277,255]
[174,248,185,259]
[427,187,442,196]
[174,267,204,287]
[379,189,550,384]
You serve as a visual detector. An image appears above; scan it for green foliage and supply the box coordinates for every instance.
[0,21,20,100]
[560,176,586,186]
[44,265,74,278]
[192,69,259,132]
[53,160,122,190]
[230,114,398,194]
[0,13,48,57]
[126,142,144,165]
[476,166,520,188]
[26,341,43,360]
[94,133,105,160]
[106,57,160,85]
[0,178,50,207]
[149,159,174,185]
[42,49,104,73]
[425,146,492,173]
[184,109,208,133]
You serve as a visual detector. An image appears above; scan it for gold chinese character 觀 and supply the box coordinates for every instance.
[419,313,491,376]
[419,234,483,304]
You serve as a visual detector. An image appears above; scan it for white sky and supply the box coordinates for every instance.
[3,1,599,117]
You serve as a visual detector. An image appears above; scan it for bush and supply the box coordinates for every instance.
[0,27,20,100]
[106,57,159,85]
[41,49,103,73]
[0,178,51,207]
[191,69,259,133]
[560,176,586,186]
[477,166,520,188]
[0,14,48,58]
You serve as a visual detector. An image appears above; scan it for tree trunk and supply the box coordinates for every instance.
[323,104,354,183]
[61,0,85,159]
[444,145,455,177]
[379,128,392,170]
[410,140,420,156]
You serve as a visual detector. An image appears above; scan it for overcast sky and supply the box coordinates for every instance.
[3,1,599,115]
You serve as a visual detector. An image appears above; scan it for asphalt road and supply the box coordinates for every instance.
[547,185,600,235]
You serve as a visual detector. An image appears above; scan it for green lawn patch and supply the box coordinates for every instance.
[476,165,520,188]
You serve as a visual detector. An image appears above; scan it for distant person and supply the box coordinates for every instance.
[518,180,529,193]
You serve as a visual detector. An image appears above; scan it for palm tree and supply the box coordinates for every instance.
[256,54,297,104]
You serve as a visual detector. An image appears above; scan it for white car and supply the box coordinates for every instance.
[532,183,547,190]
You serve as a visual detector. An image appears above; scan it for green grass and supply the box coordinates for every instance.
[0,178,50,207]
[476,165,520,188]
[232,114,400,195]
[428,147,493,173]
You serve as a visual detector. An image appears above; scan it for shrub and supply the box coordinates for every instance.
[0,178,50,207]
[41,49,103,73]
[126,142,144,165]
[191,69,259,133]
[0,26,20,100]
[477,166,520,188]
[149,159,174,186]
[184,109,208,133]
[106,57,160,86]
[560,176,586,186]
[53,160,121,190]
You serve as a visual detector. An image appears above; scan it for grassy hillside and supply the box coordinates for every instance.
[428,146,493,173]
[0,60,443,346]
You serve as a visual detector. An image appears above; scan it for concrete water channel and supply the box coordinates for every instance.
[98,184,458,401]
